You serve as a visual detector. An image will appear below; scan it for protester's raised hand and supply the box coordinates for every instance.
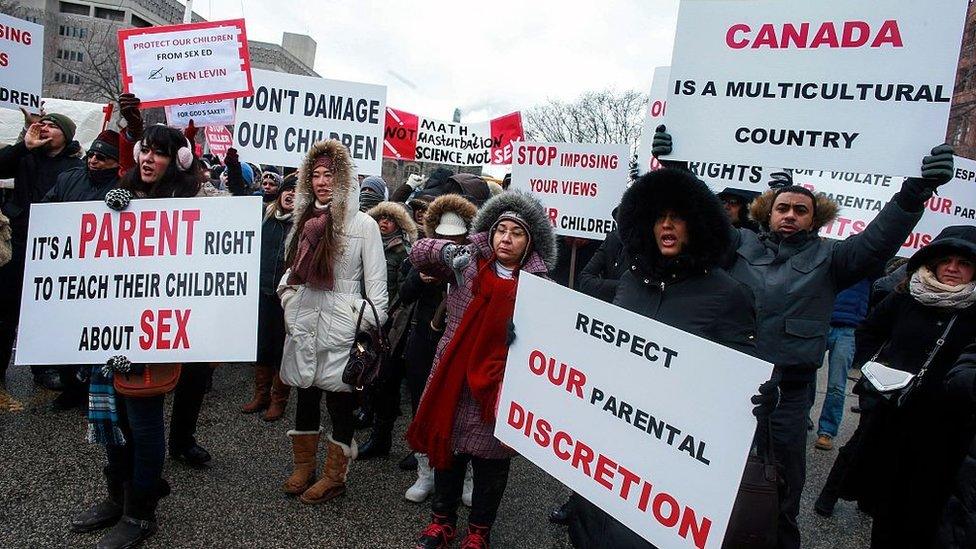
[24,122,51,150]
[751,379,779,418]
[224,147,240,167]
[920,144,955,185]
[19,102,44,129]
[651,124,673,158]
[118,93,144,138]
[185,119,199,142]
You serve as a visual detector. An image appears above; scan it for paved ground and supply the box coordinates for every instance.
[0,363,871,548]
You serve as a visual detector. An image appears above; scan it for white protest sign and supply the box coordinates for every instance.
[636,66,671,174]
[510,142,629,240]
[118,19,253,108]
[165,99,235,128]
[234,68,387,174]
[0,13,43,113]
[496,275,772,548]
[665,0,969,177]
[17,197,262,365]
[383,108,524,166]
[0,98,113,149]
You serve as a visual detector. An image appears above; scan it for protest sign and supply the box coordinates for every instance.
[0,13,43,113]
[118,19,253,108]
[16,197,262,365]
[233,68,386,174]
[165,99,235,128]
[496,274,772,549]
[665,0,969,177]
[636,66,670,174]
[0,98,114,149]
[205,125,233,159]
[510,142,629,240]
[383,108,523,165]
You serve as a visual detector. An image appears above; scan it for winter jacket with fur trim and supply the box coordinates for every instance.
[277,140,389,392]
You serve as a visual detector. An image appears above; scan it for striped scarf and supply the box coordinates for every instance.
[86,364,125,446]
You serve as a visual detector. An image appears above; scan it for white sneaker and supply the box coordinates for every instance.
[461,463,473,507]
[405,454,434,502]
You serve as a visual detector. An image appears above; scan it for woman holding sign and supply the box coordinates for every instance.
[568,168,767,548]
[406,190,556,549]
[276,139,388,505]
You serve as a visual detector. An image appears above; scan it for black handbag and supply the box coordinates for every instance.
[722,418,780,549]
[342,298,389,390]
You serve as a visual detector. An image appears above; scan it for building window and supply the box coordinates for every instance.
[77,52,83,62]
[59,2,89,16]
[59,25,65,36]
[131,15,151,28]
[94,7,124,21]
[54,73,60,83]
[56,49,63,59]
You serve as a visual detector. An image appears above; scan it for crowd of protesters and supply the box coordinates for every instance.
[0,93,975,549]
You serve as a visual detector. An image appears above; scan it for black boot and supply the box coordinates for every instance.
[399,452,419,471]
[169,438,212,467]
[95,482,162,549]
[357,425,392,460]
[353,405,374,430]
[548,498,574,525]
[71,467,124,533]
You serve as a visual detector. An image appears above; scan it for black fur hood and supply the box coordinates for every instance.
[471,190,558,270]
[618,168,732,272]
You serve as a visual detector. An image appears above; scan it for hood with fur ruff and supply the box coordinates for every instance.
[285,139,359,252]
[749,189,840,232]
[367,201,418,243]
[423,194,478,237]
[471,190,558,270]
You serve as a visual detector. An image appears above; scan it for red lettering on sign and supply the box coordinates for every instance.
[138,309,191,350]
[727,20,903,50]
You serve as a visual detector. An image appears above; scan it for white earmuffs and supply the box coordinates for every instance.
[132,128,194,172]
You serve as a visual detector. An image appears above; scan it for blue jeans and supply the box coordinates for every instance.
[816,326,856,438]
[105,394,166,493]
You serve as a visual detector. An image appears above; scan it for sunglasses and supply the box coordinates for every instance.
[88,152,112,162]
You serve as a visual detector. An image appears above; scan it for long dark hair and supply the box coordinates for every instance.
[120,125,200,198]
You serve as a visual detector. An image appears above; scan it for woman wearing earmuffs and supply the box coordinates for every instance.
[69,95,227,549]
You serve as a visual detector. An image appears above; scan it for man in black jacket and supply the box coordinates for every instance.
[0,113,83,388]
[653,125,955,549]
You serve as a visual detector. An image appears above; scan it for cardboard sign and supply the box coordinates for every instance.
[383,108,523,165]
[233,68,387,174]
[16,197,262,365]
[0,13,43,113]
[165,99,235,128]
[665,0,969,177]
[118,19,253,108]
[496,275,773,549]
[510,142,629,240]
[636,66,671,174]
[205,125,233,159]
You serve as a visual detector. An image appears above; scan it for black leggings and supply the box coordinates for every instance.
[432,454,511,528]
[295,387,357,445]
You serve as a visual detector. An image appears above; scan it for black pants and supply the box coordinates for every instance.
[168,364,212,452]
[770,380,814,549]
[432,454,511,528]
[0,237,25,384]
[369,356,406,433]
[295,387,357,445]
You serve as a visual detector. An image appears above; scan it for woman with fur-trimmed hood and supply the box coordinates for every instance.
[406,191,556,548]
[367,201,418,303]
[569,168,759,549]
[276,139,389,506]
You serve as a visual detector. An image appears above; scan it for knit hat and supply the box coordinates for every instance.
[88,129,120,160]
[262,171,283,186]
[435,211,468,237]
[313,155,333,171]
[490,210,533,263]
[239,161,254,187]
[40,113,76,143]
[280,173,297,192]
[361,175,388,199]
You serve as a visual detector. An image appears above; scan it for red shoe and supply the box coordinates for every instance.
[460,523,490,549]
[414,514,456,549]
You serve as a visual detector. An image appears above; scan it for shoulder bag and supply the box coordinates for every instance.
[342,298,389,390]
[114,363,182,397]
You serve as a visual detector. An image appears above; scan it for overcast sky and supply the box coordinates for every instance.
[187,0,678,122]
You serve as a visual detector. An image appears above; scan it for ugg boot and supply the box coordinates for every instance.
[71,466,124,532]
[282,429,319,495]
[460,523,491,549]
[405,454,435,503]
[95,483,160,549]
[299,435,356,504]
[461,464,474,507]
[262,373,290,422]
[414,513,457,549]
[241,365,273,413]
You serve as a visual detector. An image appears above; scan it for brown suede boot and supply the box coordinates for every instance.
[282,430,319,495]
[241,365,273,414]
[299,435,356,504]
[262,373,290,422]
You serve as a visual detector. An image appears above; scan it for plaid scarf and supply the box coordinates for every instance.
[86,364,125,446]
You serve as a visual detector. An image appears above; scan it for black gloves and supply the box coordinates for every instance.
[751,379,779,418]
[766,171,794,189]
[897,144,955,211]
[118,93,143,140]
[224,147,240,167]
[105,189,133,211]
[650,125,689,171]
[506,321,516,347]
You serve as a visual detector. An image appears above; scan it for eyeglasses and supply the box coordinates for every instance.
[89,152,110,162]
[494,227,527,239]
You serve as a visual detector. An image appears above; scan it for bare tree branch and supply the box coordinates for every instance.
[524,88,647,155]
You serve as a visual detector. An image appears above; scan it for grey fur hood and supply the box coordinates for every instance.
[471,190,558,270]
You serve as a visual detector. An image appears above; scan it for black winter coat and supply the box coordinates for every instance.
[578,229,628,302]
[939,344,976,549]
[259,211,292,296]
[43,166,118,203]
[550,236,599,289]
[846,292,976,547]
[0,140,84,241]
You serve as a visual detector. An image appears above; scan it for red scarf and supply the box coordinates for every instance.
[406,259,517,469]
[287,206,335,290]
